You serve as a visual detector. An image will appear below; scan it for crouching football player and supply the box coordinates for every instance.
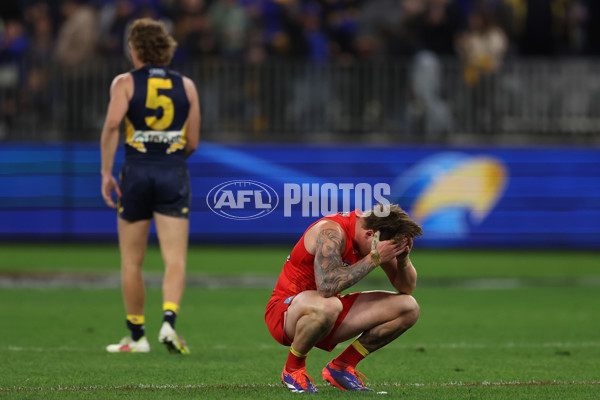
[265,204,423,392]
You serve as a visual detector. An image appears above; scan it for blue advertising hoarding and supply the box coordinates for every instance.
[1,143,599,248]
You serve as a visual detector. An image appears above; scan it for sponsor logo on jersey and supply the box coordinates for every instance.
[132,130,183,145]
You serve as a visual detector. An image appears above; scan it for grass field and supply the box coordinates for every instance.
[1,244,599,399]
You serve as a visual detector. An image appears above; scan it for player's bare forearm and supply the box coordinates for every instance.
[381,255,417,294]
[314,228,377,297]
[317,257,377,298]
[100,125,120,176]
[397,258,417,294]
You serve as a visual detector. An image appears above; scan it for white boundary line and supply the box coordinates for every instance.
[2,381,599,392]
[5,341,600,353]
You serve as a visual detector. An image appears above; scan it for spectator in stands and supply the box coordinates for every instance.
[410,0,464,56]
[355,0,386,58]
[0,19,29,137]
[17,3,55,137]
[563,0,589,54]
[208,0,249,59]
[55,0,98,68]
[172,0,215,63]
[0,19,29,67]
[407,50,454,141]
[479,0,517,53]
[263,0,307,59]
[285,2,333,134]
[321,0,360,60]
[98,0,137,59]
[455,8,508,87]
[455,8,508,133]
[55,0,99,138]
[24,2,55,65]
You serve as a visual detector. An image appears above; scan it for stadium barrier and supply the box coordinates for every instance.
[1,57,600,143]
[1,143,598,248]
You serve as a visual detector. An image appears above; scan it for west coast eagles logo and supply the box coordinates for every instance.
[392,152,507,238]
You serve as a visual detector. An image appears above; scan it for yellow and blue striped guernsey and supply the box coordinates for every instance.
[124,65,190,162]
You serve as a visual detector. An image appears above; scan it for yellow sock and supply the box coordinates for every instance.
[126,315,145,325]
[333,339,369,369]
[126,315,145,341]
[163,302,180,314]
[290,345,309,358]
[287,345,309,371]
[351,339,370,357]
[163,302,179,328]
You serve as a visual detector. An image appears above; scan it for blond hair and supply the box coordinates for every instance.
[361,204,423,241]
[128,18,177,66]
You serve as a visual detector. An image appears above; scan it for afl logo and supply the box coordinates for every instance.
[207,180,279,220]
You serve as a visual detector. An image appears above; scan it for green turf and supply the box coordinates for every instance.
[1,286,599,399]
[0,245,599,398]
[1,243,598,278]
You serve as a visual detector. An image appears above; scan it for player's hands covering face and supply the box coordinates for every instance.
[373,232,407,264]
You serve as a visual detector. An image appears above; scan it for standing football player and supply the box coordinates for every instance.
[265,204,422,392]
[100,18,200,354]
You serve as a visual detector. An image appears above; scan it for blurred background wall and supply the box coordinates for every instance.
[1,0,599,247]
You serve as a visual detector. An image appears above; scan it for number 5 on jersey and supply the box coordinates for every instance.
[145,78,174,130]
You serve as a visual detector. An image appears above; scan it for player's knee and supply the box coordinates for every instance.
[122,262,144,275]
[164,259,186,273]
[399,295,420,328]
[310,297,343,328]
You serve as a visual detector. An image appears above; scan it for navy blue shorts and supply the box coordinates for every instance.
[118,162,190,222]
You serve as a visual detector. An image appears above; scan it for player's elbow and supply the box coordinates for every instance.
[397,279,417,295]
[316,284,336,298]
[103,119,121,133]
[399,286,415,296]
[317,289,335,298]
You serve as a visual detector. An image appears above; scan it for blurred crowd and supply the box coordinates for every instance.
[1,0,599,142]
[1,0,599,70]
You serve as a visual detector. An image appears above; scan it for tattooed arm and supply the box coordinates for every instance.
[313,222,378,298]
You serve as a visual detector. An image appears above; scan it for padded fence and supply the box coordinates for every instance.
[1,143,598,248]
